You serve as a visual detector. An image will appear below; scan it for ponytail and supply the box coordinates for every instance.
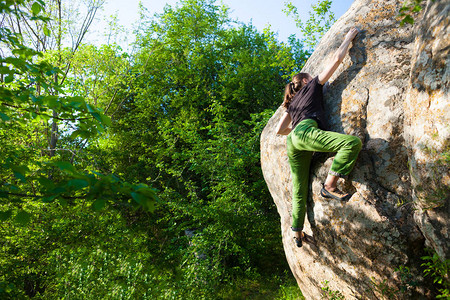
[282,73,310,109]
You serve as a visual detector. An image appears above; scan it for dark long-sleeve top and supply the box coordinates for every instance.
[287,76,326,130]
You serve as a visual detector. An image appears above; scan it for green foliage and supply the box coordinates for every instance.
[398,0,434,26]
[369,253,449,300]
[321,280,345,300]
[275,276,305,300]
[412,137,450,209]
[0,201,168,299]
[422,250,450,299]
[394,265,419,293]
[284,0,336,71]
[48,43,131,110]
[369,277,400,299]
[0,1,157,218]
[98,0,300,297]
[217,272,303,299]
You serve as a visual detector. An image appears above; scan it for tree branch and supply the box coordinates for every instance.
[1,191,85,200]
[104,89,118,114]
[0,102,91,121]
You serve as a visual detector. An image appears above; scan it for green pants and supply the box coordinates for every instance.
[287,119,362,231]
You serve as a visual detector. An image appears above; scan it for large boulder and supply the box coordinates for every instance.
[260,0,449,299]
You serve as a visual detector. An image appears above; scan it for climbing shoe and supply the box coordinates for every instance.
[293,236,302,248]
[293,232,316,248]
[320,185,351,201]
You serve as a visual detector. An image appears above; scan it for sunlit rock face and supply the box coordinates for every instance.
[260,0,449,299]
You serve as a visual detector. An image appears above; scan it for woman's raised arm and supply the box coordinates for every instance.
[318,27,359,85]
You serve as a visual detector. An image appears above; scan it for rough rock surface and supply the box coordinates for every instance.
[260,0,449,299]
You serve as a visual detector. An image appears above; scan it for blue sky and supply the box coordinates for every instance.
[90,0,354,46]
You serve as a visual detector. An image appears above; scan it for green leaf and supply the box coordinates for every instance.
[67,179,89,189]
[36,113,51,122]
[70,129,81,139]
[68,96,85,109]
[11,165,29,182]
[13,171,26,182]
[31,2,42,15]
[131,191,156,212]
[43,24,51,37]
[0,112,10,121]
[412,5,422,13]
[0,66,11,73]
[43,95,60,109]
[31,95,42,103]
[4,57,22,65]
[131,191,144,204]
[54,161,77,173]
[41,195,57,202]
[92,198,106,210]
[86,103,96,113]
[401,15,414,26]
[37,177,55,190]
[101,114,112,126]
[15,210,32,224]
[91,112,102,124]
[4,74,14,83]
[49,186,66,194]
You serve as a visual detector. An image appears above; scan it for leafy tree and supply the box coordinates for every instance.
[0,1,157,297]
[102,0,297,296]
[0,1,157,225]
[1,0,106,158]
[283,0,336,72]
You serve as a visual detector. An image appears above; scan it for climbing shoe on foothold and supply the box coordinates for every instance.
[320,185,351,201]
[293,236,302,248]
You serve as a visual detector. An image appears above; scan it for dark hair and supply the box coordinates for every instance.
[282,73,310,109]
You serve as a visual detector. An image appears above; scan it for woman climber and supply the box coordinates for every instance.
[275,27,362,248]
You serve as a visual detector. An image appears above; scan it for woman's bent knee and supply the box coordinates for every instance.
[349,135,362,152]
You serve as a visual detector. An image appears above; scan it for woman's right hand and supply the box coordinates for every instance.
[345,27,359,41]
[318,27,359,85]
